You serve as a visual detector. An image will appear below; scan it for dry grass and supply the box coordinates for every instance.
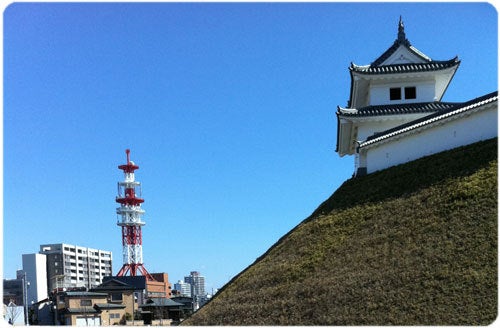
[184,138,497,325]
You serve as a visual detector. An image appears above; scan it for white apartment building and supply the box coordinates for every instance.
[184,271,205,301]
[39,243,112,292]
[174,280,192,297]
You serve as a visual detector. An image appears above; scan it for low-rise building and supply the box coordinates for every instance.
[91,278,137,320]
[54,290,128,326]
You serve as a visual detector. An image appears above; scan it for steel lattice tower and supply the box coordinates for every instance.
[115,149,154,280]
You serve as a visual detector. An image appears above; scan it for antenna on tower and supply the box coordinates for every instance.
[125,149,131,164]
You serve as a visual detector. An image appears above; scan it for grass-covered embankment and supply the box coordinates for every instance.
[184,138,497,325]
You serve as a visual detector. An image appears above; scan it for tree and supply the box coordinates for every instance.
[5,301,22,325]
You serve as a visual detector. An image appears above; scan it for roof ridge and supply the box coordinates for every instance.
[370,17,432,67]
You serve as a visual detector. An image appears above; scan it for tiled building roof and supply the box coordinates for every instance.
[350,57,460,75]
[94,303,126,310]
[350,17,460,75]
[338,101,458,117]
[359,91,498,148]
[64,291,107,297]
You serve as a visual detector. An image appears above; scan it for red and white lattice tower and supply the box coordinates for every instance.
[115,149,154,280]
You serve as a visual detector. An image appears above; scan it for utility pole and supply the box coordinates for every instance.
[22,271,30,326]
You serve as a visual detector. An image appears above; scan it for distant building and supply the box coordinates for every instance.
[335,17,498,176]
[103,272,172,303]
[22,253,48,306]
[3,277,24,307]
[184,271,206,305]
[149,273,173,299]
[173,280,191,297]
[39,243,113,292]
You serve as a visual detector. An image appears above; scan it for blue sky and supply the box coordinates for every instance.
[3,2,497,291]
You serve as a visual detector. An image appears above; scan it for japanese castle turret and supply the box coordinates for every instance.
[336,17,497,176]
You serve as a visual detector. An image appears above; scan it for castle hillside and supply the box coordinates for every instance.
[336,17,497,176]
[184,138,497,325]
[182,18,498,326]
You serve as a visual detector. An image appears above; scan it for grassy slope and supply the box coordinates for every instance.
[184,138,497,325]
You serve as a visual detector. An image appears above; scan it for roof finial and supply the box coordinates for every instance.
[397,15,406,43]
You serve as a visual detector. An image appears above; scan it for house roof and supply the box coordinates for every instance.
[338,101,458,118]
[64,291,108,297]
[62,307,99,314]
[92,278,138,291]
[94,303,126,310]
[140,298,184,308]
[102,275,147,289]
[359,91,498,149]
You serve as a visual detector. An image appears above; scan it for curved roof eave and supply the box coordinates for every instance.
[435,59,461,101]
[349,57,460,75]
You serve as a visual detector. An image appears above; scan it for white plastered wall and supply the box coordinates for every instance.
[360,104,497,174]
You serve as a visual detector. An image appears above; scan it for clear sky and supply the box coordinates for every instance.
[3,2,497,291]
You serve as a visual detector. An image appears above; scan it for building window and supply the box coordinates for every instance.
[390,87,401,100]
[404,86,416,99]
[80,299,92,306]
[110,293,123,302]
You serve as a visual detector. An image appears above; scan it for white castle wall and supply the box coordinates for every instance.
[360,103,497,174]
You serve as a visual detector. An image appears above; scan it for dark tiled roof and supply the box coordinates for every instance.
[103,275,146,289]
[63,307,99,314]
[350,57,460,75]
[94,303,126,310]
[92,278,138,291]
[360,91,498,148]
[140,298,184,308]
[351,17,460,75]
[339,101,458,117]
[64,291,107,297]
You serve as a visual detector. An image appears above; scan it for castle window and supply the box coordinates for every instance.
[405,86,416,99]
[390,88,401,100]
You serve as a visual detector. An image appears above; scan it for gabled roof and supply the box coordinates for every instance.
[359,91,498,149]
[94,303,126,310]
[93,278,138,291]
[102,275,147,289]
[371,16,431,67]
[62,307,100,314]
[345,17,461,109]
[64,291,108,297]
[349,17,460,75]
[140,298,184,307]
